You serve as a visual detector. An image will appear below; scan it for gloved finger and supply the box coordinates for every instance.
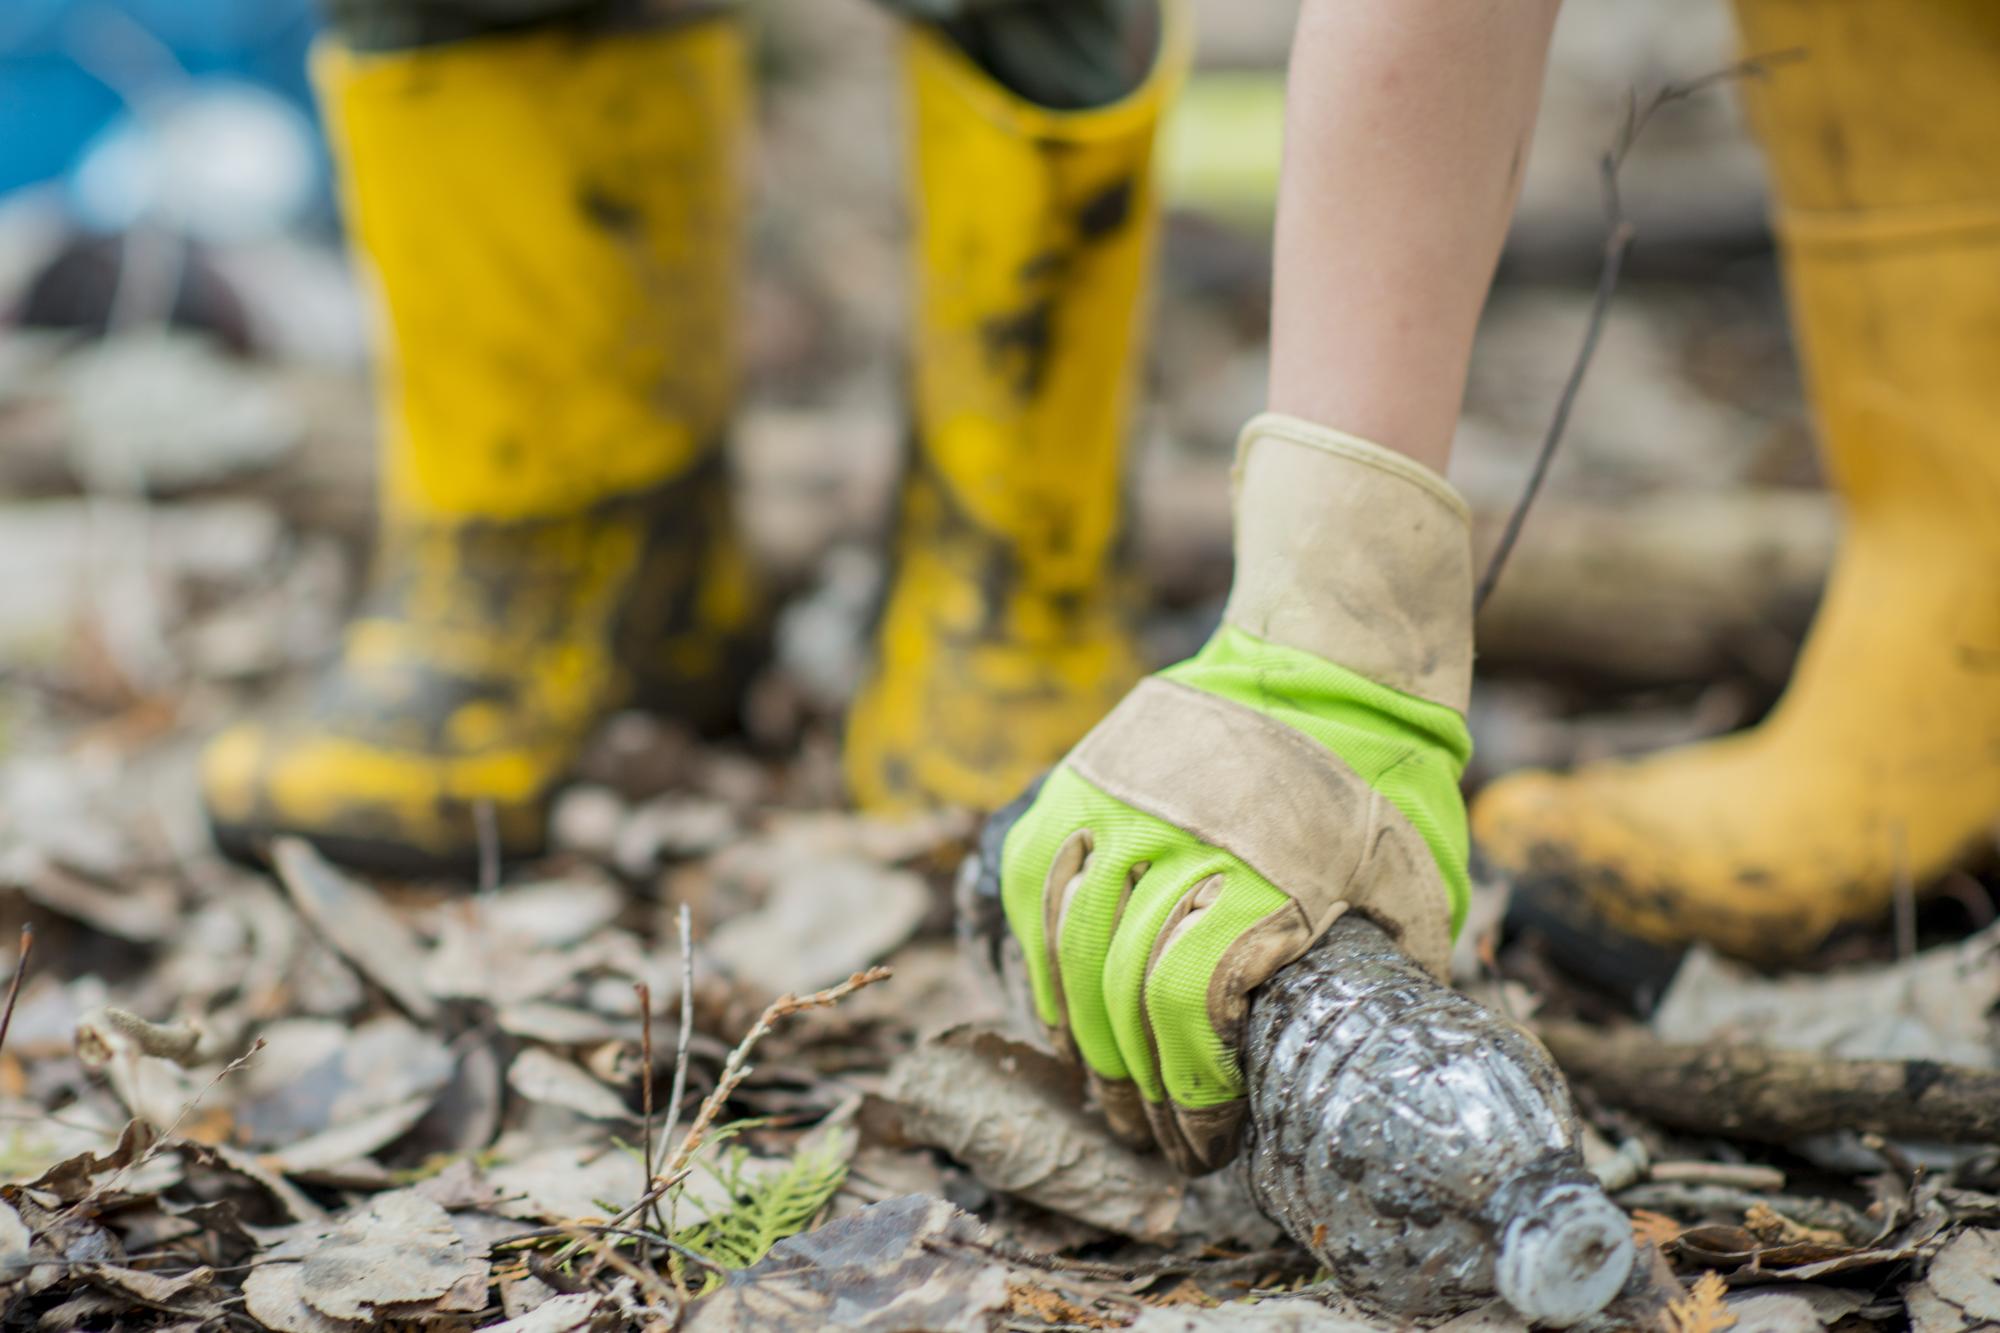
[998,777,1087,1038]
[1140,871,1302,1173]
[1051,830,1147,1091]
[1055,838,1155,1149]
[1038,828,1092,1063]
[1097,856,1215,1117]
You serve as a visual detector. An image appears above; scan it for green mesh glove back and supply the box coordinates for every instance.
[996,412,1477,1173]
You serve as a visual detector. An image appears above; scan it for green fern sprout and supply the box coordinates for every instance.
[672,1137,849,1290]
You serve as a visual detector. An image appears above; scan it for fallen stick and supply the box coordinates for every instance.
[1538,1020,2000,1145]
[1472,490,1833,688]
[1134,484,1835,689]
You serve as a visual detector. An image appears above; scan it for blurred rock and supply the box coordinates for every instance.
[548,785,627,861]
[61,332,303,493]
[612,796,740,879]
[0,497,287,666]
[1654,923,2000,1067]
[708,853,930,998]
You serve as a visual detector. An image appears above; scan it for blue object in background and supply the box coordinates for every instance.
[0,0,322,211]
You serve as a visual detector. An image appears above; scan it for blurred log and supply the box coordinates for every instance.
[1472,490,1835,688]
[1538,1020,2000,1145]
[1135,470,1836,691]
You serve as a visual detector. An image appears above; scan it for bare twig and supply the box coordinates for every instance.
[661,903,695,1235]
[657,966,892,1184]
[75,1007,203,1069]
[1614,1182,1873,1242]
[1474,53,1798,611]
[635,980,662,1238]
[0,924,33,1062]
[550,1224,680,1310]
[473,800,500,898]
[1891,825,1916,963]
[1861,1132,1922,1189]
[140,1039,266,1157]
[556,965,894,1265]
[1647,1160,1785,1191]
[1540,1019,2000,1144]
[496,1223,727,1280]
[75,1037,267,1215]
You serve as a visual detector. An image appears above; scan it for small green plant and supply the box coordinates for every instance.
[670,1135,849,1290]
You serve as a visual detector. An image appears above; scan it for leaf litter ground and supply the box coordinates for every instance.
[7,6,2000,1325]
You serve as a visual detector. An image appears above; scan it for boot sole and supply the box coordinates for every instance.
[208,815,546,882]
[1497,869,1690,1016]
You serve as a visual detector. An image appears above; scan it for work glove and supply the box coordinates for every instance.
[997,413,1476,1174]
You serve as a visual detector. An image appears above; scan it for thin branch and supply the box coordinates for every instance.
[0,924,34,1062]
[130,1040,266,1166]
[548,1224,680,1310]
[1891,824,1916,962]
[657,966,893,1185]
[473,800,500,898]
[495,1223,727,1279]
[634,980,662,1238]
[74,1037,267,1216]
[661,902,695,1236]
[553,965,894,1265]
[1473,52,1798,611]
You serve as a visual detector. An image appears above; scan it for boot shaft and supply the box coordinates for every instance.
[1732,0,2000,536]
[316,15,749,524]
[901,4,1189,595]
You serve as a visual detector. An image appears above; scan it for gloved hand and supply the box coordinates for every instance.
[997,413,1476,1174]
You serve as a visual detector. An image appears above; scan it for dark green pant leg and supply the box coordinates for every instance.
[325,0,728,52]
[876,0,1153,109]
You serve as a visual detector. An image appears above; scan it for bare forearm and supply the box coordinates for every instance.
[1268,0,1560,473]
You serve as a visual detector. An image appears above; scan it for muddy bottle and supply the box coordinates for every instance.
[1243,914,1633,1325]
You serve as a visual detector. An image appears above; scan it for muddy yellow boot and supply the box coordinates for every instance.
[844,2,1191,813]
[201,16,759,872]
[1474,0,2000,974]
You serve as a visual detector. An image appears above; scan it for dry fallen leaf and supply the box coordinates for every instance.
[1743,1202,1848,1249]
[1126,1301,1393,1331]
[708,852,930,997]
[1906,1228,2000,1333]
[887,1025,1184,1242]
[1149,1278,1219,1309]
[272,838,439,1023]
[0,1200,31,1282]
[1654,924,2000,1066]
[1724,1287,1870,1332]
[480,1291,605,1333]
[242,1251,364,1333]
[682,1194,1008,1333]
[294,1190,486,1322]
[506,1047,635,1122]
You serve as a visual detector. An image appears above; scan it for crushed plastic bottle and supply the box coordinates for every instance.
[1243,914,1634,1325]
[959,798,1633,1326]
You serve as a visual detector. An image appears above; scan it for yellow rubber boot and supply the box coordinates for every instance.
[201,18,759,872]
[1474,0,2000,969]
[844,4,1191,813]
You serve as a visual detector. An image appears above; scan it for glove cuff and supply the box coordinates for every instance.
[1224,412,1474,713]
